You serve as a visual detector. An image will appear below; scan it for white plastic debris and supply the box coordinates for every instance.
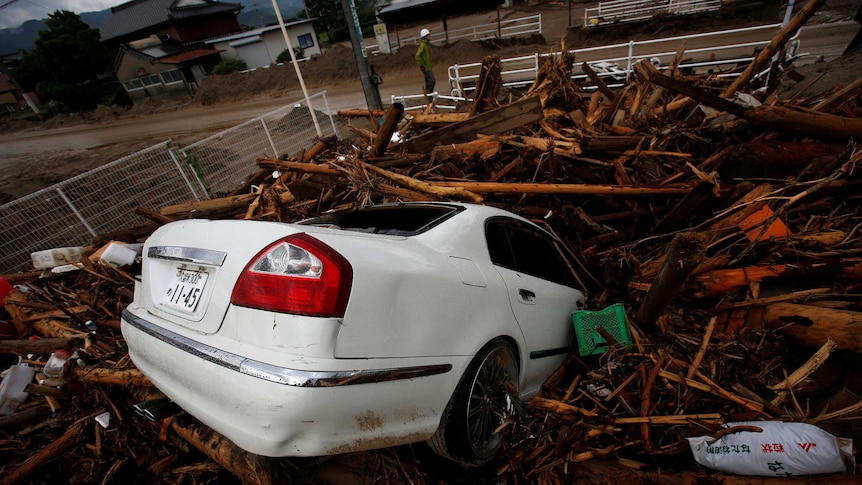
[95,411,112,429]
[31,246,85,270]
[687,421,854,477]
[0,363,35,415]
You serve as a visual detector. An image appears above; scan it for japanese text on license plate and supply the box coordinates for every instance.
[163,268,208,313]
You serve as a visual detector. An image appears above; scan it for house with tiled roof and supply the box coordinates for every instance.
[102,0,245,101]
[114,35,223,100]
[100,0,244,47]
[0,68,40,113]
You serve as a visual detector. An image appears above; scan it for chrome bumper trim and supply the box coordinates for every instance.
[147,246,227,266]
[122,308,452,387]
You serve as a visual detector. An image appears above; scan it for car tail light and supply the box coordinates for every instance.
[231,234,352,317]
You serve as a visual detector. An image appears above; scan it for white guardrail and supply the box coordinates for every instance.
[366,14,542,54]
[584,0,723,27]
[447,23,797,98]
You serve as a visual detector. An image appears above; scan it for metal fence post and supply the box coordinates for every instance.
[170,147,207,201]
[55,187,98,238]
[261,118,279,157]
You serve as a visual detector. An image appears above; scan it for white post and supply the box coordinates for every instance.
[270,0,322,137]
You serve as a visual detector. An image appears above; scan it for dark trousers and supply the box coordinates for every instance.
[423,70,436,95]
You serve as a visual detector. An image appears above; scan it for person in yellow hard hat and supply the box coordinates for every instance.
[415,28,435,95]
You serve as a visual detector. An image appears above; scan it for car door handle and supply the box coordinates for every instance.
[518,288,536,303]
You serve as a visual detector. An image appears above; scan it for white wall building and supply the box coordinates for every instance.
[205,19,320,69]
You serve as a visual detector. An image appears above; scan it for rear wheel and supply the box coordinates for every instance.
[428,339,518,466]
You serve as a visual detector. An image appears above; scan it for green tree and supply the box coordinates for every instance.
[13,10,115,113]
[212,58,248,74]
[301,0,377,44]
[276,46,305,63]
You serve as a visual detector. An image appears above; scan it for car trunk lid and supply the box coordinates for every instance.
[138,219,304,334]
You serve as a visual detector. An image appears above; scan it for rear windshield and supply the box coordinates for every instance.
[298,204,464,236]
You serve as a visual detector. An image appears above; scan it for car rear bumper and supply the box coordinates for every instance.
[121,305,462,457]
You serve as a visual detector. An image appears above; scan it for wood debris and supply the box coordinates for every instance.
[2,18,862,483]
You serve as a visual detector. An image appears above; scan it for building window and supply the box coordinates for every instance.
[142,74,161,87]
[297,33,314,49]
[161,70,184,84]
[123,78,144,91]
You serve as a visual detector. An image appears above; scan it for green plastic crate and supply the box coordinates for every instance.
[572,303,632,356]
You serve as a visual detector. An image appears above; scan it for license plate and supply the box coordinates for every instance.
[162,268,208,313]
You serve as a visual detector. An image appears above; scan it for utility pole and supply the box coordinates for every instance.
[340,0,383,110]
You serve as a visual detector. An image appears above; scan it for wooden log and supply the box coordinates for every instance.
[134,206,175,224]
[614,414,723,424]
[658,370,768,416]
[637,232,706,327]
[688,258,862,299]
[371,103,404,157]
[0,337,83,355]
[0,405,51,429]
[432,181,691,196]
[637,233,706,326]
[360,162,483,203]
[580,136,654,154]
[32,319,88,339]
[470,55,502,117]
[769,339,836,405]
[0,422,84,485]
[3,291,31,338]
[634,60,747,117]
[337,109,385,118]
[719,141,847,178]
[697,183,776,237]
[301,136,335,163]
[709,288,832,311]
[721,0,828,98]
[430,136,502,163]
[649,181,719,236]
[582,62,618,106]
[169,414,285,484]
[367,153,426,168]
[812,76,862,113]
[499,135,583,156]
[763,303,862,353]
[160,193,257,218]
[744,105,862,141]
[410,112,470,126]
[259,158,343,176]
[527,396,599,419]
[404,95,544,153]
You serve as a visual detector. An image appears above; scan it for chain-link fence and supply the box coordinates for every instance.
[0,92,341,274]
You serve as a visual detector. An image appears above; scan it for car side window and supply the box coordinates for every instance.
[485,217,578,288]
[486,220,516,270]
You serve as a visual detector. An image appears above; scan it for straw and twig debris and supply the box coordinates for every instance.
[2,10,862,482]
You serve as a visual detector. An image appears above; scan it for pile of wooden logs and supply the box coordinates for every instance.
[2,2,862,480]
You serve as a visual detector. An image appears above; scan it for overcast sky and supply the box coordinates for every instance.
[0,0,121,29]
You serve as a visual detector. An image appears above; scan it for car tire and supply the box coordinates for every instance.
[428,338,519,467]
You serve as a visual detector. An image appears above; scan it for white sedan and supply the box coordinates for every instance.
[122,202,585,466]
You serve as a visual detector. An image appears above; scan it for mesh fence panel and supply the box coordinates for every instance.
[178,94,339,197]
[0,93,340,274]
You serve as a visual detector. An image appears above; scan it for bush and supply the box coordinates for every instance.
[212,59,248,75]
[276,47,305,64]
